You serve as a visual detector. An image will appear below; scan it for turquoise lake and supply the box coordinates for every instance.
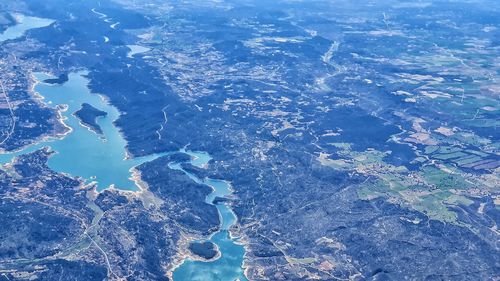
[0,72,248,280]
[0,72,160,190]
[126,44,151,58]
[0,13,54,42]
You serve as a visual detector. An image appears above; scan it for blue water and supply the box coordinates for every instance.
[0,72,162,190]
[0,13,54,42]
[171,150,248,281]
[0,71,247,279]
[126,44,150,58]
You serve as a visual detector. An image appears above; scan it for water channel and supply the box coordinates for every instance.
[0,71,247,280]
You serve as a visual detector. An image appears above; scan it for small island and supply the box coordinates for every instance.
[74,103,107,135]
[43,73,69,84]
[212,196,230,205]
[188,241,218,260]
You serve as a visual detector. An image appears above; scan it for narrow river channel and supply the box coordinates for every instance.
[170,150,248,281]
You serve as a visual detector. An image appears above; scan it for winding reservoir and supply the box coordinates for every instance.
[0,72,248,280]
[171,150,248,281]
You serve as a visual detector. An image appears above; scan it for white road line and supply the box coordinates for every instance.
[0,80,15,145]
